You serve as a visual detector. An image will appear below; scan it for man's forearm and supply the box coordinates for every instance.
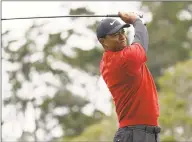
[132,18,148,52]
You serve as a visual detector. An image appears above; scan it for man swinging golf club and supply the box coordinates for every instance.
[96,12,161,142]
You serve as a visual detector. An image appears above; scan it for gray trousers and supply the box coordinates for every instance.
[113,125,161,142]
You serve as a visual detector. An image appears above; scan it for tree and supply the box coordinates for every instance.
[63,109,118,142]
[158,59,192,141]
[141,2,192,86]
[2,7,105,141]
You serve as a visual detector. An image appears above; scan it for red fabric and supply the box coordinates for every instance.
[100,43,159,128]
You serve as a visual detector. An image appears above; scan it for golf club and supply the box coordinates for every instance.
[2,14,143,21]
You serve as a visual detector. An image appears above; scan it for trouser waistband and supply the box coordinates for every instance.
[124,125,161,134]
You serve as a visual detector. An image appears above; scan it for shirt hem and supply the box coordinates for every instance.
[119,117,159,128]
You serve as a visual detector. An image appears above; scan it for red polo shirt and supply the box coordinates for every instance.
[100,43,159,128]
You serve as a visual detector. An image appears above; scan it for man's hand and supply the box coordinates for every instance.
[118,12,138,24]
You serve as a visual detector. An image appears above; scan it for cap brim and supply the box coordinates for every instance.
[107,24,130,35]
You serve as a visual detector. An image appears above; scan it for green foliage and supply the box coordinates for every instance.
[161,136,177,142]
[158,59,192,141]
[62,47,102,75]
[59,110,105,137]
[63,112,118,142]
[142,2,192,81]
[70,7,94,15]
[2,7,104,141]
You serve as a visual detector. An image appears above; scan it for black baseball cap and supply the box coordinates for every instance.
[96,18,130,39]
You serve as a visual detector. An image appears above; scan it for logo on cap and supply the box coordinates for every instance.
[110,20,116,25]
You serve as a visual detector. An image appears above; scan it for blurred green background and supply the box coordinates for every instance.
[2,1,192,142]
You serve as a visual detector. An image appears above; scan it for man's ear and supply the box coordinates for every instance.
[99,38,105,45]
[99,38,108,50]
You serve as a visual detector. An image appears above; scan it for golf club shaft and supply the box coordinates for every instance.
[2,14,143,21]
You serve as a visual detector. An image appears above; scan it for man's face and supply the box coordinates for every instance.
[100,29,127,51]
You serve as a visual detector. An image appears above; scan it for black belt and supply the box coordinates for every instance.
[125,125,161,134]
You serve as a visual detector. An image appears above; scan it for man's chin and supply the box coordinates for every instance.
[116,46,126,51]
